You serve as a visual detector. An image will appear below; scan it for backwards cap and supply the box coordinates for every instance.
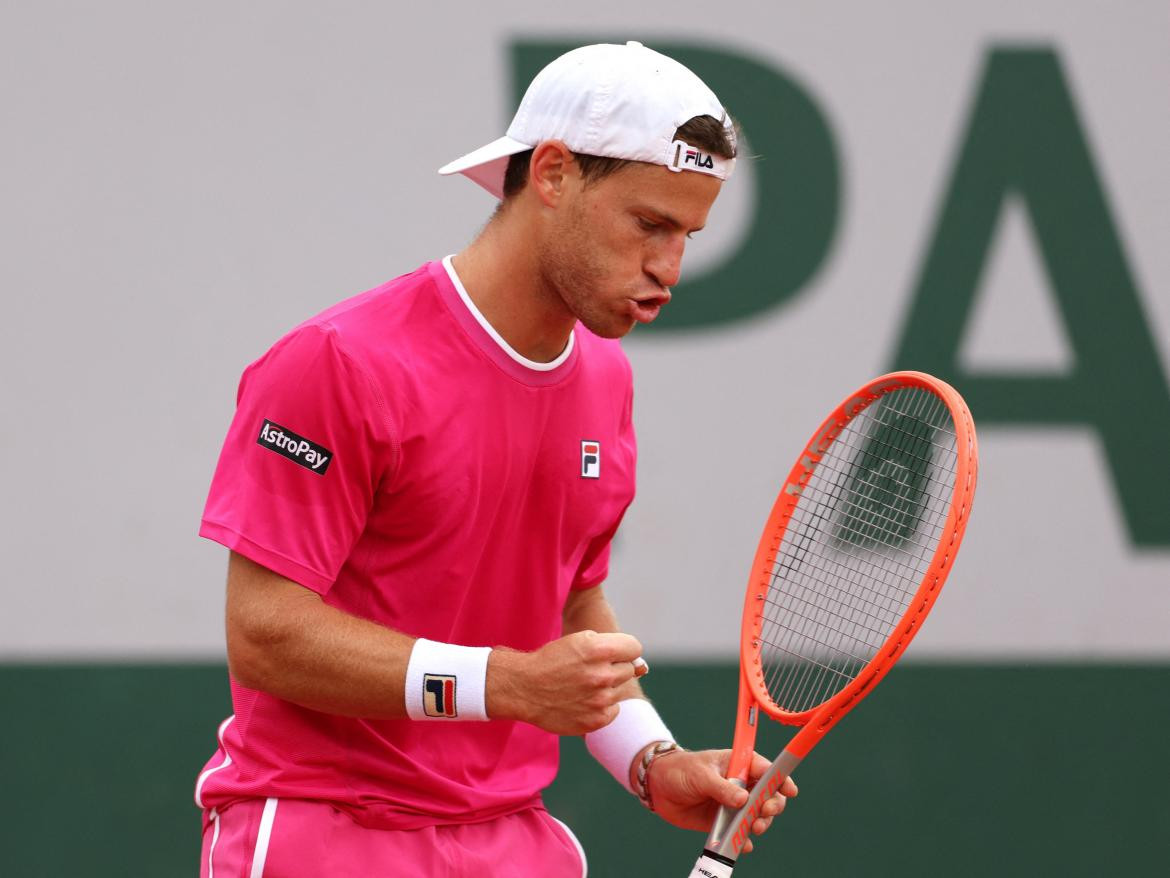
[438,41,735,198]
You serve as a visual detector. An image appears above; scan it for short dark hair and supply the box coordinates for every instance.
[500,113,737,200]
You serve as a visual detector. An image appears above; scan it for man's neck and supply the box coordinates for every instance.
[451,215,576,364]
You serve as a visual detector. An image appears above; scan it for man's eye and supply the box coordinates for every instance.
[636,217,658,231]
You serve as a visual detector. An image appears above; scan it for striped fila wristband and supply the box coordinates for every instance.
[584,698,675,794]
[404,638,492,721]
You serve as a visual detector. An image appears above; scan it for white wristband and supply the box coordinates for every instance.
[404,638,492,721]
[584,698,674,793]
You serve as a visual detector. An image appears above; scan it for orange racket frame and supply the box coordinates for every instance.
[692,371,978,874]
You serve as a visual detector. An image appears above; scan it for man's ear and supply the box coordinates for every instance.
[529,141,577,207]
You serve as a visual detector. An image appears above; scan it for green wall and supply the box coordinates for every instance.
[2,664,1165,875]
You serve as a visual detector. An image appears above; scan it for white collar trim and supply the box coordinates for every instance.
[442,255,574,372]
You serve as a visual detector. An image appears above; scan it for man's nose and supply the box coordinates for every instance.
[646,236,685,289]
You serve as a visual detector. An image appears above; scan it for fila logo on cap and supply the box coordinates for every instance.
[666,139,727,176]
[581,440,601,479]
[423,674,458,718]
[684,148,715,170]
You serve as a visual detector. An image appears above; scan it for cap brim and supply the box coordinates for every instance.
[438,135,532,199]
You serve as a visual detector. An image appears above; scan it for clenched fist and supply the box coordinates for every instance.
[486,630,644,734]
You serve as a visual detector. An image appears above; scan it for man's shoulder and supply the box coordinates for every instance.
[305,261,438,338]
[240,261,445,387]
[277,261,446,360]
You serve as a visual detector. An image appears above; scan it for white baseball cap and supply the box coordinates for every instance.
[438,41,736,198]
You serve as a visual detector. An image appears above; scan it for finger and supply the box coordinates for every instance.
[746,753,798,800]
[632,656,649,677]
[589,632,643,663]
[588,702,620,732]
[712,777,751,810]
[752,815,773,836]
[606,661,637,686]
[758,793,787,820]
[680,756,751,809]
[747,752,772,781]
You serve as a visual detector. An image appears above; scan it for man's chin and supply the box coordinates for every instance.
[580,326,630,340]
[575,312,637,340]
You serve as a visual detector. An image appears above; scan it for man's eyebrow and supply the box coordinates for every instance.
[639,207,705,234]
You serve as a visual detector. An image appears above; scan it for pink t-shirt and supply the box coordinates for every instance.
[196,259,637,829]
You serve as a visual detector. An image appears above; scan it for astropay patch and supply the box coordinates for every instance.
[257,419,333,474]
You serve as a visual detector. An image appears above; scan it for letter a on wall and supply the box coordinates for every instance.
[891,48,1170,547]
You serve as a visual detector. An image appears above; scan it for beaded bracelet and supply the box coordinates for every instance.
[635,740,681,811]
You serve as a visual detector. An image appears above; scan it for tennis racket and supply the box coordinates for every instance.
[688,371,978,877]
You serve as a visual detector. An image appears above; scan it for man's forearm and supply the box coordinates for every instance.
[226,551,418,718]
[225,553,643,732]
[229,552,526,722]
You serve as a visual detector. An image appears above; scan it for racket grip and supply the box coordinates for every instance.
[687,852,735,877]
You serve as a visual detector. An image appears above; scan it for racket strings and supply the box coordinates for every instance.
[764,389,951,710]
[762,411,940,710]
[762,389,953,711]
[758,387,958,715]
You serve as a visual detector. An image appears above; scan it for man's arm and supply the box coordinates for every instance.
[225,551,642,733]
[225,551,414,717]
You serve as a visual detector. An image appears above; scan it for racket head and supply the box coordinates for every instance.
[740,371,977,734]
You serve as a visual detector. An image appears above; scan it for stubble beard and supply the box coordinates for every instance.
[536,206,635,340]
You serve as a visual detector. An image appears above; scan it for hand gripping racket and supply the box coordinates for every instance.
[688,371,978,878]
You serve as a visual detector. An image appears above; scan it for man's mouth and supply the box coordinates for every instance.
[630,290,672,324]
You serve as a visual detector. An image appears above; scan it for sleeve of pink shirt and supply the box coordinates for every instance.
[571,517,622,590]
[199,324,395,594]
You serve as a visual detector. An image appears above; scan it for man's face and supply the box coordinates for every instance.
[537,160,722,338]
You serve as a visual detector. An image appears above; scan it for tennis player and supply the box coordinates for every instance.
[195,41,797,876]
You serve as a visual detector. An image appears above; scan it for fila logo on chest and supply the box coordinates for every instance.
[580,440,601,479]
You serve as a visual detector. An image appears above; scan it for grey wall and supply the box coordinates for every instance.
[4,2,1167,661]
